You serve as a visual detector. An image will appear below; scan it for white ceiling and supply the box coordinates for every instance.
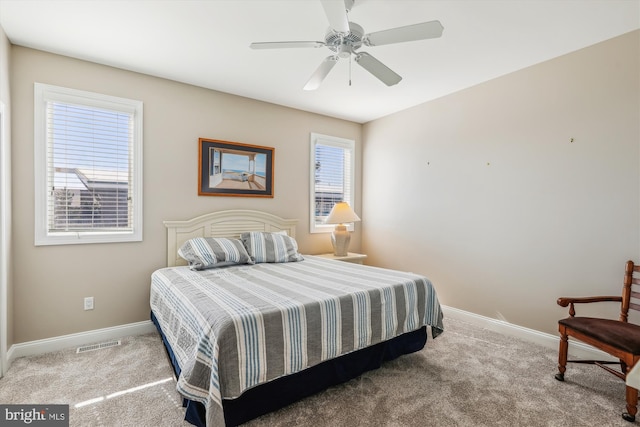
[1,0,639,123]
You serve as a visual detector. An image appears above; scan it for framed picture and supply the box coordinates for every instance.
[198,138,274,197]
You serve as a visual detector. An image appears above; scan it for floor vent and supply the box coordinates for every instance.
[76,339,121,354]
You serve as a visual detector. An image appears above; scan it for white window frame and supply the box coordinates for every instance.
[309,133,355,233]
[34,83,143,245]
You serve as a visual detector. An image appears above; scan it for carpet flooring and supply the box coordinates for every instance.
[0,317,636,426]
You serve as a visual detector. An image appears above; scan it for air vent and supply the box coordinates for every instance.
[76,339,121,354]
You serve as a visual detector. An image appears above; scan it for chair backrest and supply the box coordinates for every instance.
[621,260,640,322]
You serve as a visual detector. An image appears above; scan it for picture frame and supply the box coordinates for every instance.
[198,138,274,197]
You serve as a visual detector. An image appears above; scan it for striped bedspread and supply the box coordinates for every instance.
[150,256,444,427]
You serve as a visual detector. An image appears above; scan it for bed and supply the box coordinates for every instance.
[150,210,444,426]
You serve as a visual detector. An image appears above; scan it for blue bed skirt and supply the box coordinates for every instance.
[151,311,428,426]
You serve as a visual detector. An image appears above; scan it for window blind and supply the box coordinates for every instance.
[310,134,354,231]
[34,83,143,245]
[47,101,134,232]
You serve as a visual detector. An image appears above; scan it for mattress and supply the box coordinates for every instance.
[150,255,444,426]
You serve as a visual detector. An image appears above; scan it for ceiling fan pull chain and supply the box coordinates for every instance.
[349,53,352,86]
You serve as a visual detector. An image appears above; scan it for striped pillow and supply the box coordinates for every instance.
[240,231,304,263]
[178,237,254,270]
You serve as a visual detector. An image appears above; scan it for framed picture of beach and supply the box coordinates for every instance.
[198,138,274,197]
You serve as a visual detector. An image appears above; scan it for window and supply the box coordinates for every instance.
[34,83,143,245]
[309,133,355,233]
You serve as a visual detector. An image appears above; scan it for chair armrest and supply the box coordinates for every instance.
[557,296,623,317]
[557,296,622,307]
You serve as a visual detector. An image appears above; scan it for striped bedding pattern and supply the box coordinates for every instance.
[240,231,304,263]
[150,256,444,427]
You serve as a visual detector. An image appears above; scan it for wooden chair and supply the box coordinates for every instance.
[555,260,640,422]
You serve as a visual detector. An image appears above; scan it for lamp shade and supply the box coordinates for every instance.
[325,202,360,225]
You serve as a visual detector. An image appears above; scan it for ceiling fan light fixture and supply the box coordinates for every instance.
[336,44,352,58]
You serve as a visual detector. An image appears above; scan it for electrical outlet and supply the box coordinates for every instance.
[84,297,94,311]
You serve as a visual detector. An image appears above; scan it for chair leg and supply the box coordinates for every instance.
[555,333,568,381]
[622,385,638,422]
[621,360,628,377]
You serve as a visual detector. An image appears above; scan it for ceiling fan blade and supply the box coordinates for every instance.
[355,52,402,86]
[303,56,339,91]
[320,0,350,33]
[250,41,325,49]
[365,20,444,46]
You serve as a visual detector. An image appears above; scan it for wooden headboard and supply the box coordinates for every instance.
[164,210,299,267]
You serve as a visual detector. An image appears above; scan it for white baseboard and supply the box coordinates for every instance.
[7,320,156,364]
[442,305,616,362]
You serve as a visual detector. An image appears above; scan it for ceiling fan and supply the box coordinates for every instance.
[249,0,444,90]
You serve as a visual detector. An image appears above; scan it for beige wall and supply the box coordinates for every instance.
[362,30,640,336]
[10,47,362,343]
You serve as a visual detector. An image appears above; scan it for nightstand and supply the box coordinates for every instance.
[315,252,367,264]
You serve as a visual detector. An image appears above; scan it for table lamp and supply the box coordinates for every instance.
[325,201,361,256]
